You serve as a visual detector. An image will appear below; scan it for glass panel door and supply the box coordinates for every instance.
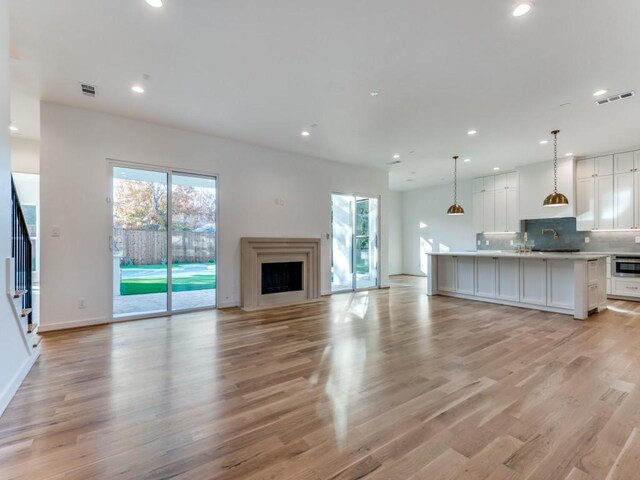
[171,173,217,311]
[112,166,169,317]
[355,196,378,289]
[331,193,379,292]
[331,193,354,292]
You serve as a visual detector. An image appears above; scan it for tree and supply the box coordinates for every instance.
[113,179,167,229]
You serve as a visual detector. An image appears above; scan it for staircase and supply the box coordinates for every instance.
[6,177,40,352]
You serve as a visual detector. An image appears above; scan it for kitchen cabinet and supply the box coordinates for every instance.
[613,150,640,230]
[475,257,497,298]
[473,172,519,233]
[611,278,640,298]
[596,175,614,230]
[614,170,634,229]
[576,177,596,231]
[546,259,575,309]
[497,257,520,302]
[456,257,475,295]
[577,151,640,231]
[437,256,456,293]
[576,156,614,231]
[483,190,495,233]
[427,253,607,320]
[520,258,547,306]
[437,255,475,295]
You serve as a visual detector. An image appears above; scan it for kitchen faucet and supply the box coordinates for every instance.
[542,228,559,239]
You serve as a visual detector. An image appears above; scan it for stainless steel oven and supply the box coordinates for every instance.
[613,256,640,277]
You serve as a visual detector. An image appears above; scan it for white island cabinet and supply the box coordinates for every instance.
[427,252,607,320]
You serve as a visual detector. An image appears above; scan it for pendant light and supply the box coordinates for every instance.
[543,130,569,207]
[447,156,465,215]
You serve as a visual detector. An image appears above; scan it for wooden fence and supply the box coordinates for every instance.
[114,228,215,265]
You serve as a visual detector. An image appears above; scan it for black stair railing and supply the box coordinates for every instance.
[11,176,33,326]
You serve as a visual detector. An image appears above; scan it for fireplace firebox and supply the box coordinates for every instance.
[261,262,303,295]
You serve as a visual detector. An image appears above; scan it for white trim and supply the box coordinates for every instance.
[433,291,577,317]
[0,351,40,417]
[107,160,220,320]
[38,316,110,332]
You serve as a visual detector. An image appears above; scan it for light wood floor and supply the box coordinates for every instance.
[2,276,640,479]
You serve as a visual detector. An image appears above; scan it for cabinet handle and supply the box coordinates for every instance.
[625,286,639,290]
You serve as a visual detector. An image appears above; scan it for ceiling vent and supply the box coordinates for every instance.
[81,83,96,97]
[595,91,634,105]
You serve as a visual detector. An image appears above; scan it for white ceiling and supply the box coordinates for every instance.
[9,0,640,190]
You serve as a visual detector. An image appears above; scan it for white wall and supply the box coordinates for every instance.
[40,102,389,330]
[0,0,33,416]
[388,190,403,275]
[11,138,39,174]
[402,180,476,276]
[517,157,575,219]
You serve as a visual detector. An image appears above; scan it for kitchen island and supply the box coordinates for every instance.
[427,252,608,320]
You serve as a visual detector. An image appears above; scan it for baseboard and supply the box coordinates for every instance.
[0,350,40,417]
[38,316,109,332]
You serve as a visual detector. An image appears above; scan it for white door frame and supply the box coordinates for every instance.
[331,191,381,293]
[107,159,219,321]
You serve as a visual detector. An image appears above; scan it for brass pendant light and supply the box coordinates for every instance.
[543,130,570,207]
[447,156,465,215]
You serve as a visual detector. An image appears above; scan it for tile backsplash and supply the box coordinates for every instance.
[477,217,640,253]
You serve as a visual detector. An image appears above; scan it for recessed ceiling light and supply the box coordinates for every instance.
[493,167,500,171]
[301,131,310,137]
[512,2,532,17]
[565,153,574,157]
[468,130,477,135]
[131,85,145,93]
[145,0,163,7]
[370,91,380,97]
[9,125,18,132]
[539,140,548,144]
[593,89,608,97]
[393,154,400,159]
[464,158,471,162]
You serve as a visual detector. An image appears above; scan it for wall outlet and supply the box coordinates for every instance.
[635,236,640,244]
[52,226,61,237]
[585,237,590,244]
[79,298,86,309]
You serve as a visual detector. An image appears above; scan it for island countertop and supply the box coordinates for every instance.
[427,251,609,261]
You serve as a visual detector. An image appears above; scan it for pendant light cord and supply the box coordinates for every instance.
[453,156,458,203]
[553,131,558,193]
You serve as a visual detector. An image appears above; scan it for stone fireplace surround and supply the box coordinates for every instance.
[240,237,321,310]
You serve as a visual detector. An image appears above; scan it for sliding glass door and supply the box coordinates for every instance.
[170,173,217,311]
[331,193,379,292]
[111,164,217,318]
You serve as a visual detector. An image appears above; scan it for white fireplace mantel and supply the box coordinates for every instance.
[240,237,321,310]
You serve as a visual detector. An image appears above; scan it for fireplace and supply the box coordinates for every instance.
[261,261,303,295]
[241,237,321,310]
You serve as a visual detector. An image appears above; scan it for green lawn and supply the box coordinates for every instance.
[120,274,216,295]
[120,263,216,296]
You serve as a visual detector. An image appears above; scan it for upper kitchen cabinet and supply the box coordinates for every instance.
[472,172,519,233]
[577,155,613,179]
[576,156,614,231]
[577,151,640,231]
